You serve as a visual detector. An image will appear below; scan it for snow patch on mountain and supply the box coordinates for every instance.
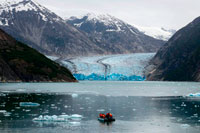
[0,0,64,25]
[68,13,140,33]
[0,0,53,15]
[134,25,175,41]
[0,0,37,13]
[68,13,175,41]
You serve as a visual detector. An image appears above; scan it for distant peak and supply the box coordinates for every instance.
[68,12,124,27]
[0,0,50,14]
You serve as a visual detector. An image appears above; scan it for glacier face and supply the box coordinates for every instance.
[59,53,155,81]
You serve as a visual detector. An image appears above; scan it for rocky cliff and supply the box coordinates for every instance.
[147,17,200,81]
[0,29,77,82]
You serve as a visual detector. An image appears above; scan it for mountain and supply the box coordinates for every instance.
[0,29,77,82]
[134,26,176,41]
[0,0,104,57]
[67,13,165,54]
[147,16,200,81]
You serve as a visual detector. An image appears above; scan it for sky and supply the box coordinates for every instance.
[3,0,200,30]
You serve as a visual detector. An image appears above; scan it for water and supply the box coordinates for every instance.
[0,81,200,133]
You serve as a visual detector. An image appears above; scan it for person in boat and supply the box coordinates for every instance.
[99,113,106,118]
[105,113,112,119]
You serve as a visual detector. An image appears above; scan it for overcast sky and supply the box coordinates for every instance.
[6,0,200,30]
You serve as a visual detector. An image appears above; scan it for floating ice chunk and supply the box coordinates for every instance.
[181,124,190,128]
[3,112,11,117]
[69,121,81,126]
[16,89,25,92]
[71,114,82,118]
[58,115,69,119]
[70,114,83,121]
[33,114,83,122]
[20,102,40,107]
[0,93,6,96]
[187,93,200,97]
[72,94,78,98]
[133,109,137,111]
[0,110,7,113]
[181,102,186,107]
[33,115,67,122]
[96,109,105,112]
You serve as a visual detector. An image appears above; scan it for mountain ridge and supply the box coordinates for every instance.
[67,13,165,54]
[0,0,105,57]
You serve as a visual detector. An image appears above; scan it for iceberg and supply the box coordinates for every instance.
[33,114,83,122]
[19,102,40,107]
[71,93,78,98]
[187,93,200,97]
[33,115,68,122]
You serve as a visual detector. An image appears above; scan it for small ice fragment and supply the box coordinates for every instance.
[133,109,137,111]
[181,124,190,128]
[72,94,78,98]
[0,93,6,96]
[85,97,90,100]
[69,121,80,125]
[20,102,40,107]
[181,102,186,107]
[3,112,11,117]
[59,115,69,119]
[71,114,82,118]
[70,114,83,121]
[96,109,105,112]
[17,89,25,92]
[0,110,6,113]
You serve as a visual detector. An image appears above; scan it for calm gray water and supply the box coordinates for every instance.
[0,81,200,133]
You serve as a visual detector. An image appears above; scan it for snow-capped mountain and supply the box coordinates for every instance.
[67,13,165,54]
[0,0,105,57]
[135,26,176,41]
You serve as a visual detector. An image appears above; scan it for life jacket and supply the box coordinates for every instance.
[99,113,105,118]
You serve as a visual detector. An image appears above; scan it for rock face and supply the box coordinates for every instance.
[0,29,77,82]
[147,17,200,81]
[67,13,165,54]
[0,0,104,57]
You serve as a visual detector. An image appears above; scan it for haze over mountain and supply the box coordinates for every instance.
[67,13,165,54]
[0,29,77,82]
[0,0,165,58]
[147,16,200,82]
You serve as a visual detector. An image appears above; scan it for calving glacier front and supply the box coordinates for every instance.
[60,53,155,81]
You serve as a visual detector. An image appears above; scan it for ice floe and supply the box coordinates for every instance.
[71,93,78,98]
[19,102,40,107]
[33,114,83,122]
[187,93,200,97]
[0,110,7,113]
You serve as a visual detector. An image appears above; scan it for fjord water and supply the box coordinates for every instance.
[0,81,200,133]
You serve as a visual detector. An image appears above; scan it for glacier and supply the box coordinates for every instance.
[59,53,155,81]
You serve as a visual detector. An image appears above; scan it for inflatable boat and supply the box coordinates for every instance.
[98,117,115,122]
